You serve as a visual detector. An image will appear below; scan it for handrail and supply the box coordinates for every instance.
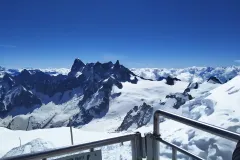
[2,110,239,160]
[156,138,204,160]
[154,110,240,142]
[1,133,140,160]
[153,109,240,160]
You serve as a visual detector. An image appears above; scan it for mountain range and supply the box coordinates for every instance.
[0,59,239,160]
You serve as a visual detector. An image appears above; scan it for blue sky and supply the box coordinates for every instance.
[0,0,240,68]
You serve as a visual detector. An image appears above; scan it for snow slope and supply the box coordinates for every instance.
[80,76,240,159]
[3,138,55,158]
[148,75,240,159]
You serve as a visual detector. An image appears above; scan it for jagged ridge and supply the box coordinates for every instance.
[0,59,139,129]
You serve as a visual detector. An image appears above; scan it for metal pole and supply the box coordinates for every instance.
[145,133,154,160]
[19,137,21,147]
[172,147,177,160]
[131,132,143,160]
[157,138,204,160]
[131,138,137,160]
[135,132,143,160]
[69,119,74,145]
[153,112,160,160]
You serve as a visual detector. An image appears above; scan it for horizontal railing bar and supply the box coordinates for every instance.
[1,134,136,160]
[157,138,204,160]
[155,110,240,142]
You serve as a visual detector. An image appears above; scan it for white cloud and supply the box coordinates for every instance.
[0,44,16,48]
[234,60,240,63]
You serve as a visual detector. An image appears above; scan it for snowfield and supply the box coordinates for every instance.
[0,72,240,159]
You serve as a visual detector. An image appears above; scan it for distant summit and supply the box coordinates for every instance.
[68,58,85,77]
[207,76,222,84]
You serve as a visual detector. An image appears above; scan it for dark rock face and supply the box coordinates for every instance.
[184,82,199,93]
[2,74,15,91]
[68,59,85,77]
[14,70,68,97]
[117,103,153,131]
[73,76,123,126]
[165,93,192,109]
[158,76,181,85]
[71,107,92,126]
[166,76,181,85]
[6,86,41,109]
[160,81,198,110]
[157,76,165,81]
[0,85,42,117]
[207,76,222,84]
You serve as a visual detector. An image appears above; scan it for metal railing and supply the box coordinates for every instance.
[2,110,240,160]
[151,109,240,160]
[1,133,143,160]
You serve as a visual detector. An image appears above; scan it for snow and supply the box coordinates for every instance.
[75,71,82,77]
[80,79,188,132]
[131,66,240,83]
[0,74,240,159]
[189,82,220,98]
[3,138,55,158]
[80,76,240,159]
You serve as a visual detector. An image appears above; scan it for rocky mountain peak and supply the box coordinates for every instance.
[158,76,181,85]
[113,60,121,69]
[68,59,85,77]
[20,69,31,77]
[116,102,153,131]
[207,76,222,84]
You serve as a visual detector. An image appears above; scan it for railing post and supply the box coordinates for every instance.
[153,111,160,160]
[172,147,177,160]
[131,137,137,160]
[145,133,154,160]
[69,118,74,145]
[131,132,143,160]
[141,136,147,158]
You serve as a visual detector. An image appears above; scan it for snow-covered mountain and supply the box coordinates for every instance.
[1,66,240,83]
[3,138,55,158]
[131,66,240,83]
[0,67,70,78]
[0,60,239,159]
[0,59,141,130]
